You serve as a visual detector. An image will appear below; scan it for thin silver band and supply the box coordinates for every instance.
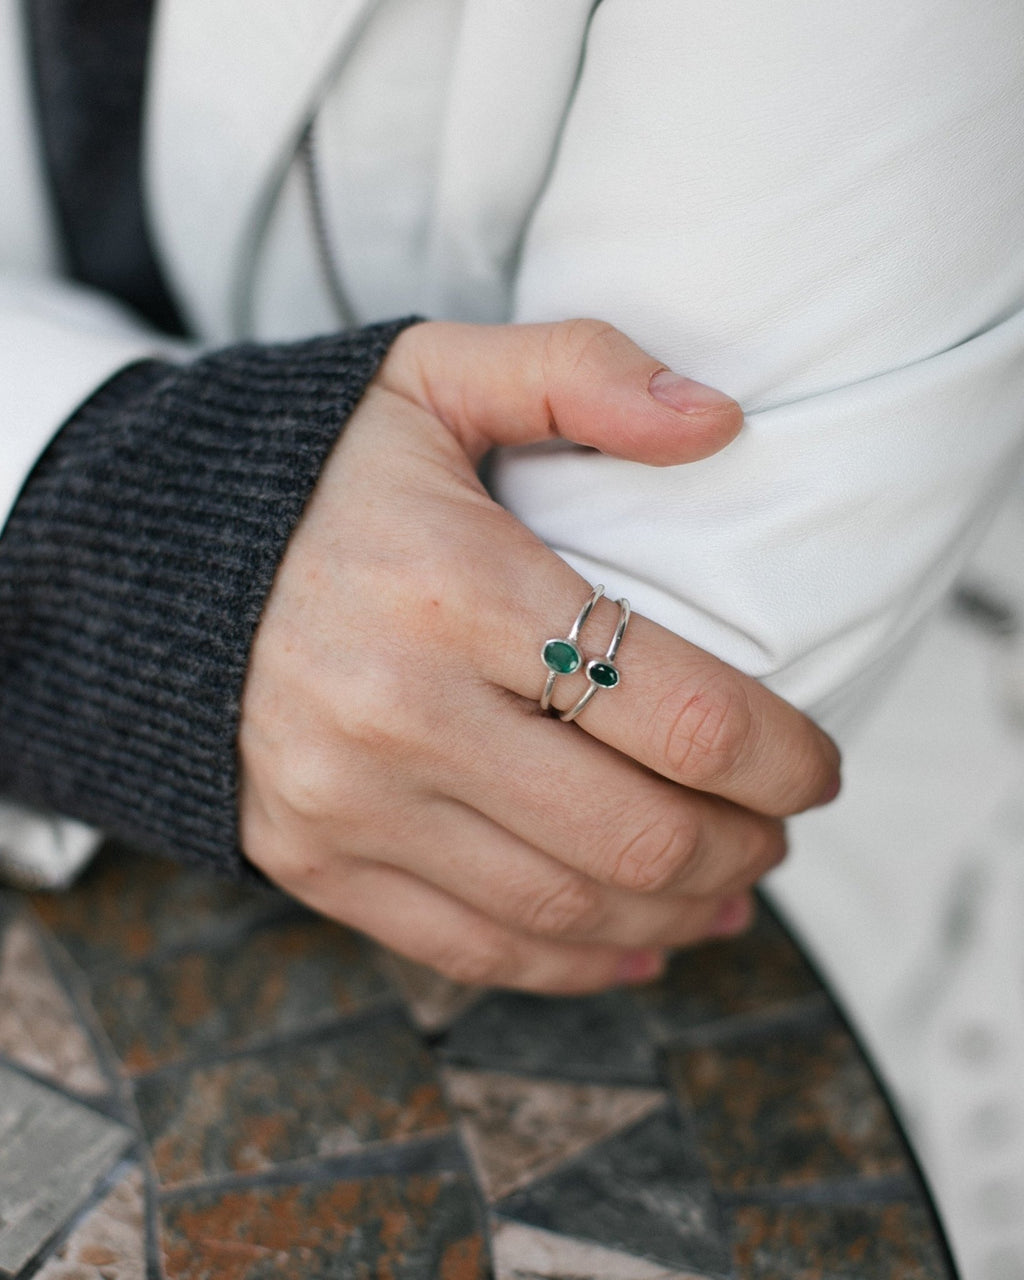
[560,597,631,723]
[539,584,605,711]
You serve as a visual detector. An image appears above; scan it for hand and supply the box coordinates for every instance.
[239,320,840,994]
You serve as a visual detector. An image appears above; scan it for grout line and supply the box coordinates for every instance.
[717,1174,924,1208]
[653,992,835,1051]
[155,1130,469,1203]
[125,997,411,1083]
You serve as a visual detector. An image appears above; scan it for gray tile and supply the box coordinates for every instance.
[0,1064,134,1276]
[495,1108,730,1276]
[441,990,658,1084]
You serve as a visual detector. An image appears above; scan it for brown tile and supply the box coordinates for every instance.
[377,949,483,1033]
[668,1018,909,1191]
[0,918,108,1095]
[731,1203,955,1279]
[444,1067,664,1201]
[34,1166,146,1280]
[637,905,823,1039]
[28,845,282,972]
[490,1220,714,1279]
[91,916,395,1073]
[159,1173,488,1280]
[0,1065,134,1276]
[135,1013,450,1188]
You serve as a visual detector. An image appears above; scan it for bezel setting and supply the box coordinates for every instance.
[586,659,620,689]
[542,638,582,676]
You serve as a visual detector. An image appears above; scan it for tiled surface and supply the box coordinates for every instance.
[159,1172,487,1280]
[136,1015,450,1186]
[0,1066,134,1276]
[670,1015,909,1191]
[0,845,957,1279]
[33,1167,146,1280]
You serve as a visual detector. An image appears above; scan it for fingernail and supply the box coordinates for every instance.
[710,896,754,938]
[649,369,739,414]
[615,950,665,986]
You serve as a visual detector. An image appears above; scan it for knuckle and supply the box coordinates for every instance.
[605,816,698,894]
[656,677,753,788]
[336,662,419,758]
[273,746,341,823]
[547,318,620,379]
[519,877,605,939]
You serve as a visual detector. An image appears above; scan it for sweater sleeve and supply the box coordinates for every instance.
[0,318,417,878]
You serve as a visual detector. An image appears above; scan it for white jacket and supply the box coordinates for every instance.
[0,0,1022,860]
[4,0,1023,701]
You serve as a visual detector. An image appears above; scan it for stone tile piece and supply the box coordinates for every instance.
[92,916,395,1073]
[377,949,483,1033]
[159,1172,488,1280]
[731,1203,955,1279]
[490,1220,714,1279]
[669,1017,909,1192]
[441,990,658,1084]
[34,1166,146,1280]
[0,918,108,1095]
[495,1107,730,1277]
[28,845,283,973]
[0,1065,134,1276]
[637,905,822,1041]
[135,1012,450,1188]
[443,1067,664,1201]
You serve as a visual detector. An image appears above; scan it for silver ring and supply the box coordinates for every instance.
[540,585,605,711]
[560,597,631,723]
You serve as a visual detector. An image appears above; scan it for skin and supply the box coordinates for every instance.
[239,319,841,995]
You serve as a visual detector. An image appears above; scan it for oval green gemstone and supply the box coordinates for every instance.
[588,660,620,688]
[543,639,581,675]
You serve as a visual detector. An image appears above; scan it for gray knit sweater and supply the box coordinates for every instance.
[0,322,416,878]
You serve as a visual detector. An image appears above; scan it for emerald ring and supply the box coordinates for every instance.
[539,585,605,711]
[560,597,631,723]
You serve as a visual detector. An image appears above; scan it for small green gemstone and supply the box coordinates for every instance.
[543,639,581,675]
[588,661,620,688]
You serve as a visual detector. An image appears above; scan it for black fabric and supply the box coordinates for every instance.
[23,0,187,334]
[0,320,418,876]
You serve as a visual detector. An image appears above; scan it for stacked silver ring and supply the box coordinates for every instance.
[539,585,604,711]
[540,585,631,722]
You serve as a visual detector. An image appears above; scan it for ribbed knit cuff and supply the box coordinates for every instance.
[0,319,418,878]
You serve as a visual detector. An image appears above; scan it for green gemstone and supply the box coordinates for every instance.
[543,639,581,675]
[588,660,620,688]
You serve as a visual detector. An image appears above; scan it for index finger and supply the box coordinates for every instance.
[484,563,840,818]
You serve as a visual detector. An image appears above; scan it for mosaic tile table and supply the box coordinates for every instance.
[0,843,957,1280]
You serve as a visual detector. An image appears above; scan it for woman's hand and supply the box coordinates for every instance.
[238,320,840,994]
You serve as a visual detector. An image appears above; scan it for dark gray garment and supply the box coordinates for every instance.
[23,0,187,333]
[0,322,417,878]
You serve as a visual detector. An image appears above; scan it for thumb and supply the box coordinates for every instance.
[376,318,744,467]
